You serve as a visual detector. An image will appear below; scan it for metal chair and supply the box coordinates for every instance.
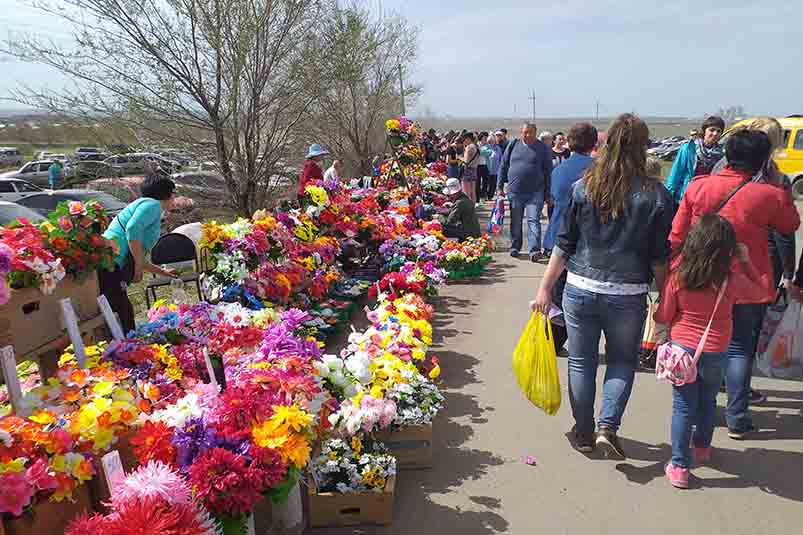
[145,233,203,309]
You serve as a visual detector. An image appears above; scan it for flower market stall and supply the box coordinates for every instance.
[0,116,495,534]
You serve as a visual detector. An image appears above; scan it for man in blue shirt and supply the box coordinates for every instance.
[48,160,63,190]
[496,123,553,261]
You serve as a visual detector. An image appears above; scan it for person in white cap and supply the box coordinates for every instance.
[298,143,330,199]
[440,178,481,241]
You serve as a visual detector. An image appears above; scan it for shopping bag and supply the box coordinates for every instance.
[487,197,505,234]
[638,299,668,370]
[512,312,561,415]
[757,300,803,379]
[756,288,788,356]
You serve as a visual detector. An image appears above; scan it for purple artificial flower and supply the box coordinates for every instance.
[280,308,311,331]
[173,418,218,473]
[0,243,13,273]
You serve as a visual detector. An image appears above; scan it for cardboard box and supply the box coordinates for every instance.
[307,475,395,528]
[0,274,100,360]
[4,485,92,535]
[374,423,433,469]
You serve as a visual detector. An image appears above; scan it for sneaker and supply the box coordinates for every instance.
[665,463,689,489]
[748,389,767,405]
[571,426,595,453]
[728,424,756,440]
[692,447,712,465]
[543,249,552,259]
[510,250,520,258]
[596,428,626,460]
[529,253,541,263]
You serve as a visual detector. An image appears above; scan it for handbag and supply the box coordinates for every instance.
[655,278,728,386]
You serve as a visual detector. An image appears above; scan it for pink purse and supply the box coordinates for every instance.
[655,278,728,386]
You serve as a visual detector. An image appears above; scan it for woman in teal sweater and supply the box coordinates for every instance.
[665,116,725,206]
[100,176,178,332]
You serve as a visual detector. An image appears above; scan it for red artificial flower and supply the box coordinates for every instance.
[130,421,177,466]
[189,447,265,516]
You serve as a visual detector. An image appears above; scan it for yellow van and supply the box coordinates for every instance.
[726,116,803,198]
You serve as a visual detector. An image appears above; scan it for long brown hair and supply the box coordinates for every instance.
[676,214,736,290]
[584,114,655,222]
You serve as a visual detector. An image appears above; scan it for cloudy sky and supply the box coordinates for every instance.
[2,0,801,118]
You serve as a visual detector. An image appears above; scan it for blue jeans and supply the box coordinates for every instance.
[508,191,544,255]
[447,164,461,179]
[563,283,647,435]
[723,303,767,432]
[670,347,724,468]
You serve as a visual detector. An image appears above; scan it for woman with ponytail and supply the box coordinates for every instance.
[532,114,675,459]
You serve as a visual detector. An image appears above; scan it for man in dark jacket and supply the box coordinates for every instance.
[441,178,481,241]
[496,123,553,261]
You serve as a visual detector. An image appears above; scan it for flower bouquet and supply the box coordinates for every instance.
[39,200,116,280]
[0,220,66,294]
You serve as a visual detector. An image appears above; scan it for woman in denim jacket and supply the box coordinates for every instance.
[533,114,674,459]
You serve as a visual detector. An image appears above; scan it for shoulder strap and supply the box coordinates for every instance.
[715,180,749,213]
[692,278,728,363]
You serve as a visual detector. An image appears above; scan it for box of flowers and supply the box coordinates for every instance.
[0,200,116,358]
[307,435,396,528]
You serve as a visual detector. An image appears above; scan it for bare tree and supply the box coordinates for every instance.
[301,1,419,177]
[4,0,328,216]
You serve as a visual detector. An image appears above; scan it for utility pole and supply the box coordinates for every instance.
[595,99,600,122]
[529,89,537,122]
[398,60,406,116]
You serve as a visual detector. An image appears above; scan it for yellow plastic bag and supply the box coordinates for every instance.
[512,312,561,415]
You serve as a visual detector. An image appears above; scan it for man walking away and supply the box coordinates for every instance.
[497,123,553,261]
[48,160,63,190]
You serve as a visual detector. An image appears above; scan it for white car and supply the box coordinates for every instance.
[0,160,60,187]
[0,148,23,167]
[0,178,44,202]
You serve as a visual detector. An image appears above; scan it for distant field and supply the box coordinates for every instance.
[417,116,700,140]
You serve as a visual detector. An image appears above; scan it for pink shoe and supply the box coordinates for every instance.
[665,463,689,489]
[693,447,712,465]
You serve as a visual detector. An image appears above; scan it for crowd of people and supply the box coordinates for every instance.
[294,117,802,491]
[528,114,802,490]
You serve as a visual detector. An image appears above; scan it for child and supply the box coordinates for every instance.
[654,214,765,489]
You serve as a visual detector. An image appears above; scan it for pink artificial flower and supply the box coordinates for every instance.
[58,216,74,232]
[0,471,34,517]
[111,461,191,508]
[0,281,10,306]
[68,201,86,216]
[26,458,59,492]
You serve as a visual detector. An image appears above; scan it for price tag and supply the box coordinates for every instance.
[203,348,219,389]
[60,299,87,368]
[0,346,27,417]
[97,295,125,340]
[101,450,125,492]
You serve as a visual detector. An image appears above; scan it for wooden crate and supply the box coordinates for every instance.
[0,274,100,360]
[4,485,92,535]
[374,423,433,469]
[307,475,395,528]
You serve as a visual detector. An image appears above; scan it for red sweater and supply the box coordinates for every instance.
[670,168,800,303]
[298,160,323,197]
[654,258,766,353]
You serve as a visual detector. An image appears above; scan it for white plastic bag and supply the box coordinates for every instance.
[757,301,803,379]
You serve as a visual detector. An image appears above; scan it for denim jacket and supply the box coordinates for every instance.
[554,177,674,284]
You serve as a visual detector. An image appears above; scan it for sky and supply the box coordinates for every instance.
[1,0,801,118]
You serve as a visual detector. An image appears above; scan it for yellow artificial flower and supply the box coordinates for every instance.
[0,458,26,473]
[29,410,57,425]
[269,405,313,433]
[351,436,363,458]
[305,185,328,207]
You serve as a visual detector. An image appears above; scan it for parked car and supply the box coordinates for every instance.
[80,152,110,162]
[107,144,138,155]
[170,170,225,195]
[65,161,121,182]
[0,178,44,202]
[155,150,194,167]
[74,147,105,160]
[0,201,46,226]
[0,148,24,167]
[16,189,127,218]
[0,160,59,187]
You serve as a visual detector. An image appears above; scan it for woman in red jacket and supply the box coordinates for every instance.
[298,144,329,199]
[670,129,800,439]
